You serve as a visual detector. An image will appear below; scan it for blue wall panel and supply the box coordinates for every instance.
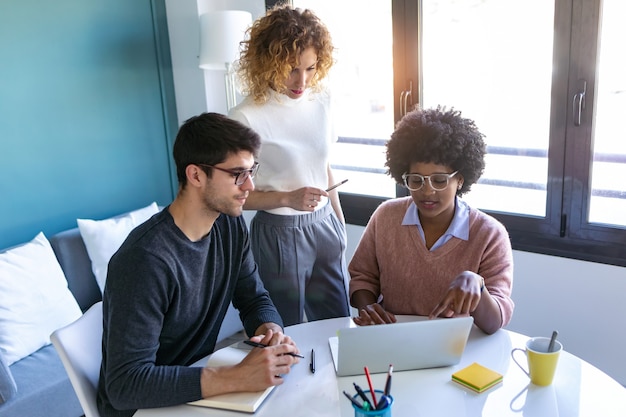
[0,0,177,248]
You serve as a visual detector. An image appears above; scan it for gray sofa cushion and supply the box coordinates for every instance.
[49,227,102,312]
[0,351,16,405]
[0,345,81,417]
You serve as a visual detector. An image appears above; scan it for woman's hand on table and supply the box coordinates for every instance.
[353,302,397,326]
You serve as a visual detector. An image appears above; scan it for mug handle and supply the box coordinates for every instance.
[511,348,530,377]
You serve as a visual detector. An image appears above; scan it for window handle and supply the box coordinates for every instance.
[572,79,586,127]
[399,81,413,117]
[403,87,412,116]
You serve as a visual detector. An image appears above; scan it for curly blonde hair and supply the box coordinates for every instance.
[237,4,334,104]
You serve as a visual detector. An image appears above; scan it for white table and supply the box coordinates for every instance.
[136,317,626,416]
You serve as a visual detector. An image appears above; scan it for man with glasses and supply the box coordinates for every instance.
[98,113,301,417]
[348,106,514,335]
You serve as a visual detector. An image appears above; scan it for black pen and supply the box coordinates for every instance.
[384,364,393,396]
[325,179,348,192]
[310,349,315,373]
[243,340,305,358]
[353,383,372,409]
[343,390,364,410]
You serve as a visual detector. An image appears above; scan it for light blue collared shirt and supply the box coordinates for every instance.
[401,197,470,251]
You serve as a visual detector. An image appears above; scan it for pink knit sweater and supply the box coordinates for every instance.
[349,197,514,327]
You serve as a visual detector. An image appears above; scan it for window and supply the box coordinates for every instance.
[587,0,626,226]
[289,0,626,267]
[420,0,555,218]
[292,0,397,198]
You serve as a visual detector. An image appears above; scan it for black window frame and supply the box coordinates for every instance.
[339,0,626,268]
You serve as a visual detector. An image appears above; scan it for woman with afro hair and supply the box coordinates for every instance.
[228,4,349,326]
[349,106,514,334]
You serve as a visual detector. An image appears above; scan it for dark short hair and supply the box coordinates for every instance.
[386,106,486,195]
[173,112,261,187]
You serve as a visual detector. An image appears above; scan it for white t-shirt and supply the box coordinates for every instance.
[229,89,337,215]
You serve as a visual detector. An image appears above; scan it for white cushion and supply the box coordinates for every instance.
[77,202,159,293]
[0,232,83,366]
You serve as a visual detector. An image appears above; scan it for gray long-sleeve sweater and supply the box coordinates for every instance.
[97,208,282,417]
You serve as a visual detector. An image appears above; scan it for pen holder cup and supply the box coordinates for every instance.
[352,390,394,417]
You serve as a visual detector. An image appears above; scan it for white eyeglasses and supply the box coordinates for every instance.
[401,171,459,191]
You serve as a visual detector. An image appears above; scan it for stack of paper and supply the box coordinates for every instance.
[451,362,503,393]
[187,346,275,413]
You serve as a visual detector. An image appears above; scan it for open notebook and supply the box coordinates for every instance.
[187,345,274,413]
[329,316,474,376]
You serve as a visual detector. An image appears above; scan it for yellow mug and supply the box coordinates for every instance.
[511,337,562,386]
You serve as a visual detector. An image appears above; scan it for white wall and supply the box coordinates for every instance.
[165,0,265,122]
[164,0,207,123]
[164,0,626,386]
[509,251,626,379]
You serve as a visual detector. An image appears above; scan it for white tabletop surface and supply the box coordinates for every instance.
[135,317,626,417]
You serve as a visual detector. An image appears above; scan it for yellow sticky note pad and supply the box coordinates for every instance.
[452,362,503,393]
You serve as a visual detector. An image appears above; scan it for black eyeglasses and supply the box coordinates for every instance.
[401,171,458,191]
[197,162,259,186]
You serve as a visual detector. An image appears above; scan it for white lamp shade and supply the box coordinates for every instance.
[199,10,252,70]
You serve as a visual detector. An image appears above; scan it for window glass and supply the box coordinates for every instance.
[588,0,626,227]
[420,0,555,217]
[293,0,396,197]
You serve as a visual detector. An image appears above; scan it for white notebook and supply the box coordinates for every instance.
[329,316,474,376]
[187,345,275,413]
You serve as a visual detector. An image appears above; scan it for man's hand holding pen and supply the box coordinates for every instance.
[199,329,300,397]
[223,329,301,388]
[243,340,304,359]
[247,328,302,358]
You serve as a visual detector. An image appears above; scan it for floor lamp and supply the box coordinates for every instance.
[199,10,252,111]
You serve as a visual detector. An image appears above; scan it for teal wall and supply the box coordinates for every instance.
[0,0,178,248]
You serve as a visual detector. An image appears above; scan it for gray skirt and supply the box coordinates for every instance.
[250,202,350,326]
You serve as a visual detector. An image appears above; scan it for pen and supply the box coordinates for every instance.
[325,179,348,192]
[310,349,315,374]
[243,340,269,349]
[343,390,364,410]
[242,340,305,358]
[364,366,378,408]
[384,364,393,396]
[353,383,372,409]
[548,330,558,353]
[376,394,391,411]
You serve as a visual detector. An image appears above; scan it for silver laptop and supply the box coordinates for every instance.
[329,316,474,376]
